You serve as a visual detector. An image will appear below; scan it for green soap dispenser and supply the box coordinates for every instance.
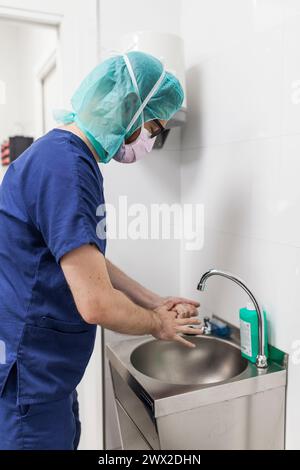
[239,302,268,363]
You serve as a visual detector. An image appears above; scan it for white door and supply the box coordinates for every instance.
[0,0,103,450]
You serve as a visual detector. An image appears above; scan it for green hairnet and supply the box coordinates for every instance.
[53,51,184,163]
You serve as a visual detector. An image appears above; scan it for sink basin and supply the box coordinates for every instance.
[130,335,248,385]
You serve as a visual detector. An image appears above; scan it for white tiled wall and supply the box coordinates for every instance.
[99,0,300,450]
[180,0,300,449]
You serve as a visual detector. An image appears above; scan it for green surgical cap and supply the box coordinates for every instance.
[53,51,184,163]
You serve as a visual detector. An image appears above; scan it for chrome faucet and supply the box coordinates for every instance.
[197,269,268,368]
[202,317,212,335]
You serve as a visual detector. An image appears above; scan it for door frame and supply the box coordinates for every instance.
[0,5,62,26]
[0,5,63,135]
[36,50,57,135]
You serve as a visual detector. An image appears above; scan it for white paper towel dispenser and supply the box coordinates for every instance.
[120,31,186,148]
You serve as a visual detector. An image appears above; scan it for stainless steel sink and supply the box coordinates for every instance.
[107,320,287,450]
[130,336,248,385]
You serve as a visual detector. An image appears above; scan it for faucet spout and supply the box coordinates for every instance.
[197,269,268,368]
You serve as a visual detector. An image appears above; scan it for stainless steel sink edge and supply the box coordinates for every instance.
[154,368,287,418]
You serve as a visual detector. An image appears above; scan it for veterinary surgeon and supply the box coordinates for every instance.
[0,52,201,449]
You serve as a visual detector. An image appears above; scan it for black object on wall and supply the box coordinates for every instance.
[9,136,34,162]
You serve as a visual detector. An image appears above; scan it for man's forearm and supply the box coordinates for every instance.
[99,287,159,335]
[93,288,202,348]
[106,259,162,309]
[61,245,200,344]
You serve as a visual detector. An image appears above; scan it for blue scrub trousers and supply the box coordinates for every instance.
[0,365,81,450]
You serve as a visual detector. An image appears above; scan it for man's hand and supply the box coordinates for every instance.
[155,296,200,319]
[152,300,203,348]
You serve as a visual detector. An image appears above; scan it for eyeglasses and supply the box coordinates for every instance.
[149,119,165,139]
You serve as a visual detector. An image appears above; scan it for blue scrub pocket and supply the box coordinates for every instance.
[17,316,96,405]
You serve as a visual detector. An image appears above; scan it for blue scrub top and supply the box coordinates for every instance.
[0,129,106,404]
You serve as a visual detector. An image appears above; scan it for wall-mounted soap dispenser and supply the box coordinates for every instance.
[120,31,186,148]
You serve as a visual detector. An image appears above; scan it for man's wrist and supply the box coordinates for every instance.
[147,295,164,310]
[149,310,161,337]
